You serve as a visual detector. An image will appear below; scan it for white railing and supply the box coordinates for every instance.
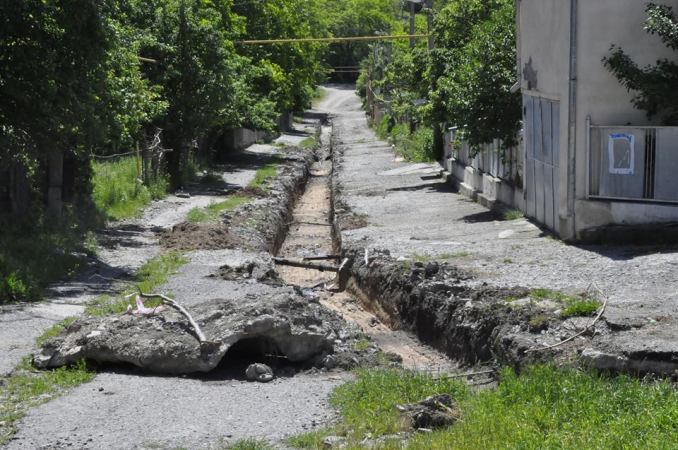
[445,127,522,185]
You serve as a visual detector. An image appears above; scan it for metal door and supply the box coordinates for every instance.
[524,96,560,233]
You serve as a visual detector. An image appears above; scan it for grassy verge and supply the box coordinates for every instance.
[186,195,250,223]
[0,358,95,445]
[228,439,274,450]
[249,163,278,190]
[84,251,188,317]
[92,156,168,221]
[290,366,678,449]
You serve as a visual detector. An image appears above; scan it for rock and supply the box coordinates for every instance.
[396,394,458,429]
[321,354,337,369]
[246,363,274,382]
[322,435,346,449]
[34,291,352,374]
[176,192,191,199]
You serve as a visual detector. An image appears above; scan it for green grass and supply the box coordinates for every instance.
[560,298,602,319]
[530,289,602,318]
[299,136,318,150]
[0,358,95,445]
[92,156,168,221]
[84,251,188,316]
[186,195,250,223]
[36,316,78,346]
[228,438,274,450]
[249,163,278,190]
[503,209,524,221]
[352,338,371,352]
[289,366,678,450]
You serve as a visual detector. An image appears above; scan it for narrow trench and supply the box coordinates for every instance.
[276,120,457,372]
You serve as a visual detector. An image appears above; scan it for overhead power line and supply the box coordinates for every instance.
[236,34,429,45]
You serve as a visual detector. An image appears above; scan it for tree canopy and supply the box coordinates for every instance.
[604,2,678,125]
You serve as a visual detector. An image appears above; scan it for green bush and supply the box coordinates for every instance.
[0,273,29,303]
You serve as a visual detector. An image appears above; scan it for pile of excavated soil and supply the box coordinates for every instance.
[160,222,248,251]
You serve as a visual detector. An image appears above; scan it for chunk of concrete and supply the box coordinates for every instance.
[34,292,349,374]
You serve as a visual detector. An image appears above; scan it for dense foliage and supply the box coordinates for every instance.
[604,3,678,124]
[0,0,332,303]
[361,0,521,158]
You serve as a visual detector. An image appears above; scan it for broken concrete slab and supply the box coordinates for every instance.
[34,291,354,374]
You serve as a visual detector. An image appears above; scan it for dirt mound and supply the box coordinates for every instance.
[209,260,281,284]
[160,222,247,251]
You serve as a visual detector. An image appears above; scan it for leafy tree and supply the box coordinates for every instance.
[0,0,112,215]
[427,0,520,150]
[325,0,402,81]
[604,3,678,124]
[233,0,329,113]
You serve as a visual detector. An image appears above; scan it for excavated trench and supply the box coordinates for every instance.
[276,118,458,373]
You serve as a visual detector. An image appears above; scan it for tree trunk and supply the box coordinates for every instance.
[47,150,64,218]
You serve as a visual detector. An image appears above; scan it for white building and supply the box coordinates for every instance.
[518,0,678,240]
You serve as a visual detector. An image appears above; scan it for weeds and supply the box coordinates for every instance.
[560,298,602,318]
[352,338,371,352]
[36,317,78,346]
[186,196,249,223]
[530,288,602,318]
[0,358,95,445]
[84,251,188,316]
[92,156,168,221]
[299,137,317,150]
[502,209,524,221]
[289,366,678,450]
[249,163,278,190]
[228,438,274,450]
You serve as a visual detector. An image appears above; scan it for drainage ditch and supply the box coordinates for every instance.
[275,116,458,373]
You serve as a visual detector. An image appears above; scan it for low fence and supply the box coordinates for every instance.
[443,127,524,210]
[588,122,678,204]
[446,129,521,184]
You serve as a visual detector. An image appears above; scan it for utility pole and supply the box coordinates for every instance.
[426,0,434,51]
[426,0,443,160]
[409,1,416,49]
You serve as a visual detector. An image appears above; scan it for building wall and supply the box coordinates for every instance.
[518,0,678,239]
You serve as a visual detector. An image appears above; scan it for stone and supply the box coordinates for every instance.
[34,291,352,374]
[246,363,273,382]
[396,394,458,429]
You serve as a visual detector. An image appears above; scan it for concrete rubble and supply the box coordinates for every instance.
[34,290,362,374]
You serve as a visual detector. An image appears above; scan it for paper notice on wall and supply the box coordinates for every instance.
[608,133,635,175]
